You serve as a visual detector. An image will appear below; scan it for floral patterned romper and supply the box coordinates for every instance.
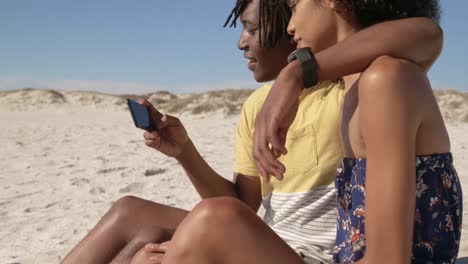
[333,153,463,263]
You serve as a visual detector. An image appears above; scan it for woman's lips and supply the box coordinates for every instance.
[293,37,301,48]
[296,41,302,48]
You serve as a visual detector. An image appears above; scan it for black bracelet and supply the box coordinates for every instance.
[287,47,319,88]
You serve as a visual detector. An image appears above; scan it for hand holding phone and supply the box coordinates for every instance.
[127,99,189,158]
[127,99,158,132]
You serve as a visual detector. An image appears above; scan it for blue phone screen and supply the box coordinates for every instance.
[127,99,154,131]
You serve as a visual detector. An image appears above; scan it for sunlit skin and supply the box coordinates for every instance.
[61,0,444,263]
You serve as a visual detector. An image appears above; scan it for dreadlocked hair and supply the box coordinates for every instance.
[224,0,292,48]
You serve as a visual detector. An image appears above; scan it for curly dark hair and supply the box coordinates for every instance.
[339,0,441,27]
[224,0,292,48]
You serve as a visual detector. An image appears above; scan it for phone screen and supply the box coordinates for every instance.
[127,99,155,132]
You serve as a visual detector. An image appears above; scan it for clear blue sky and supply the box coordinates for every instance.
[1,0,467,94]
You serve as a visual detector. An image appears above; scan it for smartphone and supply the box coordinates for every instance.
[127,99,156,132]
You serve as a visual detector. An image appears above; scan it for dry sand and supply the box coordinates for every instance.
[0,89,466,263]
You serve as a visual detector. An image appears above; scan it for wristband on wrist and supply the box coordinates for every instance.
[287,47,319,88]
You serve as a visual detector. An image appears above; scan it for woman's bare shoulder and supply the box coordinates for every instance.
[358,55,430,101]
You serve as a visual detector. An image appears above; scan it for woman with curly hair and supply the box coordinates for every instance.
[251,0,462,263]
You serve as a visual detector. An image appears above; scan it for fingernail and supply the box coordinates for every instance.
[145,243,154,249]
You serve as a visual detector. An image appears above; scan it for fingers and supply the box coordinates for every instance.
[255,155,270,183]
[273,128,288,158]
[253,121,286,181]
[269,130,287,156]
[131,247,164,264]
[148,253,164,264]
[158,114,169,129]
[151,113,177,130]
[138,99,182,131]
[257,145,285,181]
[252,75,301,182]
[161,240,171,246]
[253,123,269,182]
[132,252,164,264]
[144,131,161,150]
[129,243,169,264]
[139,99,160,115]
[139,99,163,126]
[144,242,170,253]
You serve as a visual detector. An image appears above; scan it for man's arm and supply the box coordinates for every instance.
[235,174,262,212]
[175,139,237,198]
[141,100,261,211]
[175,140,262,212]
[166,88,264,212]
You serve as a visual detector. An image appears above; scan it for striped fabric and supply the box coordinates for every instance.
[263,186,337,264]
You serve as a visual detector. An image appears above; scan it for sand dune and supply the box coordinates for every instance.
[0,88,254,115]
[0,88,466,263]
[1,88,467,121]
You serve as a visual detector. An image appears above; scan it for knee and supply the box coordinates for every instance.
[190,197,250,227]
[107,195,144,225]
[174,197,250,244]
[167,198,250,260]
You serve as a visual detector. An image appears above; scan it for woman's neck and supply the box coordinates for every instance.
[336,15,362,91]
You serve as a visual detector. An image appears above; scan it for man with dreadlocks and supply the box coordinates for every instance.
[62,0,443,263]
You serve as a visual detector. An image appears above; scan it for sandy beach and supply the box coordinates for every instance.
[0,89,466,263]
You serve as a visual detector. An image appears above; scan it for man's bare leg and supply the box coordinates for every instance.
[62,196,188,264]
[162,197,305,264]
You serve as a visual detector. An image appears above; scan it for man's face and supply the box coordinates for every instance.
[238,0,296,82]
